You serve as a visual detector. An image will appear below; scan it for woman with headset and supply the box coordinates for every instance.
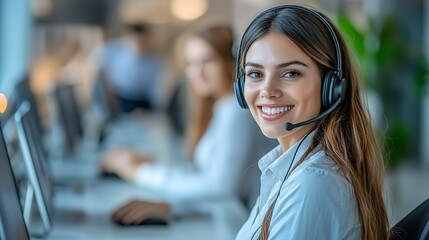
[234,5,389,240]
[102,26,276,224]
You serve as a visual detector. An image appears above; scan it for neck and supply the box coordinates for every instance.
[278,125,314,152]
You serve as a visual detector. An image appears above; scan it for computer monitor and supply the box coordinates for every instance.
[53,83,83,154]
[0,127,30,240]
[14,76,44,136]
[15,102,52,234]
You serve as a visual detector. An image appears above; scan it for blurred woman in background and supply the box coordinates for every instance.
[101,25,277,224]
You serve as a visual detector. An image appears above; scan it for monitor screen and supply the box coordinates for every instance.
[20,104,53,213]
[15,102,52,232]
[14,77,44,136]
[0,128,30,240]
[53,83,83,154]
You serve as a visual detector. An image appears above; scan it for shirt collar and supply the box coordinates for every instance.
[258,130,316,181]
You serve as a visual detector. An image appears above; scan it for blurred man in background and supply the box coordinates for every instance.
[92,21,167,115]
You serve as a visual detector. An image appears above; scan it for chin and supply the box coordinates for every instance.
[260,126,286,139]
[196,91,212,98]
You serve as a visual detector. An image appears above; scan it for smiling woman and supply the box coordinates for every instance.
[234,5,389,240]
[244,33,322,149]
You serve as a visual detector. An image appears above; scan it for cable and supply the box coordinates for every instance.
[250,130,313,239]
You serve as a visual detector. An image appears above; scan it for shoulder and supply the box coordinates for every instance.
[213,96,266,140]
[270,152,360,238]
[220,96,253,122]
[288,152,352,199]
[275,151,356,215]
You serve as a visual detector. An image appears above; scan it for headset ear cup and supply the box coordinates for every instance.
[328,72,337,106]
[234,75,248,109]
[322,70,334,108]
[239,75,248,109]
[334,77,347,102]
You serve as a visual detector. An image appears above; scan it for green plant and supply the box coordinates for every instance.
[337,14,428,168]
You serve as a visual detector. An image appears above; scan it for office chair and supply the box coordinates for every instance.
[390,198,429,240]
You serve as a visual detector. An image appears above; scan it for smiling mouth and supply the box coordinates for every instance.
[258,105,294,121]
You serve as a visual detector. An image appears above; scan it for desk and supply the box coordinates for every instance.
[102,113,187,162]
[50,113,187,183]
[45,180,248,240]
[43,114,248,240]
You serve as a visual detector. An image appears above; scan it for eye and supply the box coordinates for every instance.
[202,56,216,65]
[282,70,300,78]
[203,59,213,64]
[246,70,263,79]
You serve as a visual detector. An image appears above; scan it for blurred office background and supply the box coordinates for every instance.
[0,0,428,227]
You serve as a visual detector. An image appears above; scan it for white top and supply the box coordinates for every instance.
[236,132,361,240]
[135,95,277,215]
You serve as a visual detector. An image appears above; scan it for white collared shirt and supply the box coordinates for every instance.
[135,95,277,215]
[236,132,361,240]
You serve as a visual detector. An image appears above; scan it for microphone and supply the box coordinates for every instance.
[284,98,342,131]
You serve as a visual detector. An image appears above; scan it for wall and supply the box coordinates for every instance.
[0,0,32,96]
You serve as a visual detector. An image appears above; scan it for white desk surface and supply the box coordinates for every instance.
[43,114,248,240]
[44,179,248,240]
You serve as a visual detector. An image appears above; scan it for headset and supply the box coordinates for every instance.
[234,5,347,131]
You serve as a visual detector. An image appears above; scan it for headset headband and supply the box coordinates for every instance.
[235,5,343,79]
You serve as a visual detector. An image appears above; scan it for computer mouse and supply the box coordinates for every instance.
[114,218,168,226]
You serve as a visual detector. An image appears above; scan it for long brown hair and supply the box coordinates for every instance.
[183,26,235,155]
[238,6,389,240]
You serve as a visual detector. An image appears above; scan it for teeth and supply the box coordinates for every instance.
[261,106,292,115]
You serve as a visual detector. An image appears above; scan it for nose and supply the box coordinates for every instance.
[260,76,281,99]
[198,62,206,77]
[188,62,204,78]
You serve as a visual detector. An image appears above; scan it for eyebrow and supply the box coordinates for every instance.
[245,60,309,69]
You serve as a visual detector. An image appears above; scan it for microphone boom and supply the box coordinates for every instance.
[284,98,341,131]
